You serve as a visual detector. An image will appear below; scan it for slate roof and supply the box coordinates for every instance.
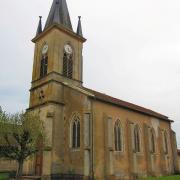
[44,0,73,30]
[36,16,42,36]
[76,16,83,37]
[85,88,171,122]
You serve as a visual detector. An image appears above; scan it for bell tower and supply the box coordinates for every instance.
[29,0,86,109]
[28,0,87,176]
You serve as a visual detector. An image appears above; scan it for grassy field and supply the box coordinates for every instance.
[0,173,9,180]
[140,175,180,180]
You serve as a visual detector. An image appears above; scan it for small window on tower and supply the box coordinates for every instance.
[63,44,73,79]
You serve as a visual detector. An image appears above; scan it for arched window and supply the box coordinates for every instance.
[40,54,48,78]
[134,125,141,152]
[114,120,122,151]
[71,116,80,149]
[150,129,155,153]
[63,51,73,79]
[164,131,168,154]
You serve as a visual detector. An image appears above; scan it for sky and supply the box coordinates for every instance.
[0,0,180,147]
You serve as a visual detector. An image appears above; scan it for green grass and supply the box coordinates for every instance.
[0,173,9,180]
[140,175,180,180]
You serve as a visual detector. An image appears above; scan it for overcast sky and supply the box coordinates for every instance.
[0,0,180,147]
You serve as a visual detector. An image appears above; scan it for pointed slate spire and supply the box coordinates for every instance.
[44,0,73,30]
[36,16,42,36]
[76,16,83,37]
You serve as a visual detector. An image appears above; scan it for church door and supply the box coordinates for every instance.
[35,139,43,176]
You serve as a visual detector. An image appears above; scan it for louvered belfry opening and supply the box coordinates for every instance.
[40,55,48,78]
[63,52,73,79]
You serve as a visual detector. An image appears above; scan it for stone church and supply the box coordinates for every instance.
[22,0,179,179]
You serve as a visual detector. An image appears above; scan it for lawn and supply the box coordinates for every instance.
[0,173,9,180]
[140,175,180,180]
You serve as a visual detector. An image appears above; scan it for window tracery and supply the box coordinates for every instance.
[150,128,156,153]
[71,115,80,149]
[114,120,122,151]
[134,125,141,152]
[164,131,168,154]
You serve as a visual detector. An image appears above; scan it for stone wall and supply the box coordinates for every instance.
[0,159,17,172]
[92,100,175,179]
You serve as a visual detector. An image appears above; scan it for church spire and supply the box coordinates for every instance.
[36,16,42,36]
[76,16,83,37]
[44,0,73,31]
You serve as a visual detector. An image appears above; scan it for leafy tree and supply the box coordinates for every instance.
[0,108,45,180]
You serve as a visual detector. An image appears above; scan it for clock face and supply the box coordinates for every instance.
[64,44,73,54]
[42,44,48,55]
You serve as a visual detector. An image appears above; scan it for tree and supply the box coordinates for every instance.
[0,108,45,180]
